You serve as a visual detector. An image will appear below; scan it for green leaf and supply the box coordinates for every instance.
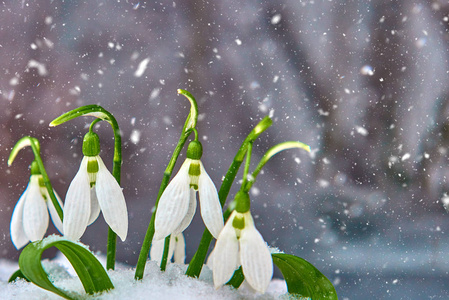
[251,141,310,180]
[8,269,29,283]
[8,136,40,166]
[19,236,114,300]
[49,105,111,127]
[272,253,338,299]
[177,89,199,131]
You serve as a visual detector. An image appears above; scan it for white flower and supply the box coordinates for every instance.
[212,210,273,293]
[150,233,186,264]
[10,175,63,249]
[154,157,224,240]
[63,155,128,241]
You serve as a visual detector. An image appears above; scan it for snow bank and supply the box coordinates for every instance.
[0,254,288,299]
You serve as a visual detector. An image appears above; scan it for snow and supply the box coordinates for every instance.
[355,126,368,136]
[134,58,151,77]
[360,65,374,76]
[27,60,48,76]
[271,14,282,25]
[0,253,288,300]
[130,129,141,145]
[401,153,411,161]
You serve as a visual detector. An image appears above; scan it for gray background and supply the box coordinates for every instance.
[1,1,449,299]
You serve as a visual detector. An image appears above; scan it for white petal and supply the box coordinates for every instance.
[212,211,240,289]
[63,157,91,241]
[173,233,186,264]
[46,190,64,234]
[149,238,164,262]
[154,160,191,240]
[95,156,128,241]
[23,176,49,242]
[87,187,101,225]
[10,184,30,249]
[172,188,196,235]
[239,213,273,293]
[206,248,214,269]
[198,161,224,239]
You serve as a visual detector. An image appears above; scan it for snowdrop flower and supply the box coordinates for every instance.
[150,233,186,264]
[63,131,128,241]
[212,192,273,293]
[154,140,224,240]
[10,161,63,249]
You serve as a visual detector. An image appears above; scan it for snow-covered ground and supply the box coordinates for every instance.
[0,253,288,300]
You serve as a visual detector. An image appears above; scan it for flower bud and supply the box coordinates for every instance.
[234,190,250,213]
[186,140,202,160]
[82,132,101,157]
[30,160,41,175]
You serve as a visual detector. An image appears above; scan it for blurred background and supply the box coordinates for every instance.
[1,0,449,298]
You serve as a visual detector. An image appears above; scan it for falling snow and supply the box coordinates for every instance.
[134,58,151,77]
[27,60,48,76]
[130,129,141,145]
[360,65,374,76]
[271,14,282,25]
[355,126,368,136]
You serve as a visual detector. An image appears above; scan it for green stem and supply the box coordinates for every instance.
[8,137,63,223]
[105,115,122,271]
[192,128,199,141]
[160,236,171,271]
[241,142,252,189]
[35,156,64,223]
[134,89,198,280]
[89,118,101,132]
[185,117,272,278]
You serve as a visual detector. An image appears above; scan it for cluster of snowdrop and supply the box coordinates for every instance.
[7,90,335,300]
[150,139,273,292]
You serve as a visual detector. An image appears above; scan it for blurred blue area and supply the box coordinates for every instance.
[1,0,449,298]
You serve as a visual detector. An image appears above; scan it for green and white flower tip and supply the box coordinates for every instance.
[150,233,186,265]
[154,140,224,241]
[10,161,64,249]
[212,191,273,293]
[63,131,128,242]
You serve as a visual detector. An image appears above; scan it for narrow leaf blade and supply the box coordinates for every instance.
[18,236,114,299]
[49,105,110,127]
[8,269,29,283]
[272,253,338,299]
[19,241,73,299]
[177,89,199,131]
[8,136,40,166]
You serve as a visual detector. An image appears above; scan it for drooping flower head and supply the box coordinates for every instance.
[212,191,273,293]
[10,161,64,249]
[154,140,224,241]
[63,131,128,241]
